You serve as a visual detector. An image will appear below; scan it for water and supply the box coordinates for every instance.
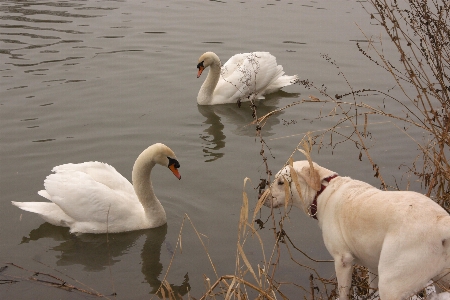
[0,0,425,298]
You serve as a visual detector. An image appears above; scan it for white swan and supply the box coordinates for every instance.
[12,143,181,234]
[196,51,299,105]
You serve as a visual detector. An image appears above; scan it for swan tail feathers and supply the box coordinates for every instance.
[276,74,300,87]
[37,190,51,200]
[11,201,73,227]
[265,74,299,94]
[12,201,52,214]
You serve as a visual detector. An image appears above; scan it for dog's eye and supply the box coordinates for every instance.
[277,180,284,186]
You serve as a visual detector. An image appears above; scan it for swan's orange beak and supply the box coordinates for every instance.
[197,66,204,78]
[169,164,181,180]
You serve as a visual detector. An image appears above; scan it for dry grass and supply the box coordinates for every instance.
[357,0,449,205]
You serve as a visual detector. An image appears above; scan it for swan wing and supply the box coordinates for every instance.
[52,162,135,196]
[214,52,287,103]
[43,162,140,224]
[220,53,249,78]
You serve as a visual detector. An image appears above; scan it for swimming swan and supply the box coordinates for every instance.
[12,143,181,234]
[196,51,299,105]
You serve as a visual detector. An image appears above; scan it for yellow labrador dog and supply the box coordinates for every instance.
[263,160,450,300]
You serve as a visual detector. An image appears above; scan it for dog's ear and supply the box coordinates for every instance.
[298,165,321,191]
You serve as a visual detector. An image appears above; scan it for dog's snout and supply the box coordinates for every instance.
[259,188,273,208]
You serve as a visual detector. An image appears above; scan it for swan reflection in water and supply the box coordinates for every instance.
[20,223,190,298]
[197,91,300,162]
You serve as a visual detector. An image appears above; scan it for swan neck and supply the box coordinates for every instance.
[198,59,221,105]
[132,155,164,217]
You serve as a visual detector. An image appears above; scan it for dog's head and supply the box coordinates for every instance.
[262,161,337,213]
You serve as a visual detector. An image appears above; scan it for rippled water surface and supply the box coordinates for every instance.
[1,0,423,298]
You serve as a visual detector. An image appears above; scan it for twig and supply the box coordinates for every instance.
[5,262,107,298]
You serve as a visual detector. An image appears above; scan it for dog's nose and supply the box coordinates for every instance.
[259,189,272,207]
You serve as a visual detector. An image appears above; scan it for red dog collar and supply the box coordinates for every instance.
[308,175,338,220]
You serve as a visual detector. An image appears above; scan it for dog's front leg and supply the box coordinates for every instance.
[334,254,353,300]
